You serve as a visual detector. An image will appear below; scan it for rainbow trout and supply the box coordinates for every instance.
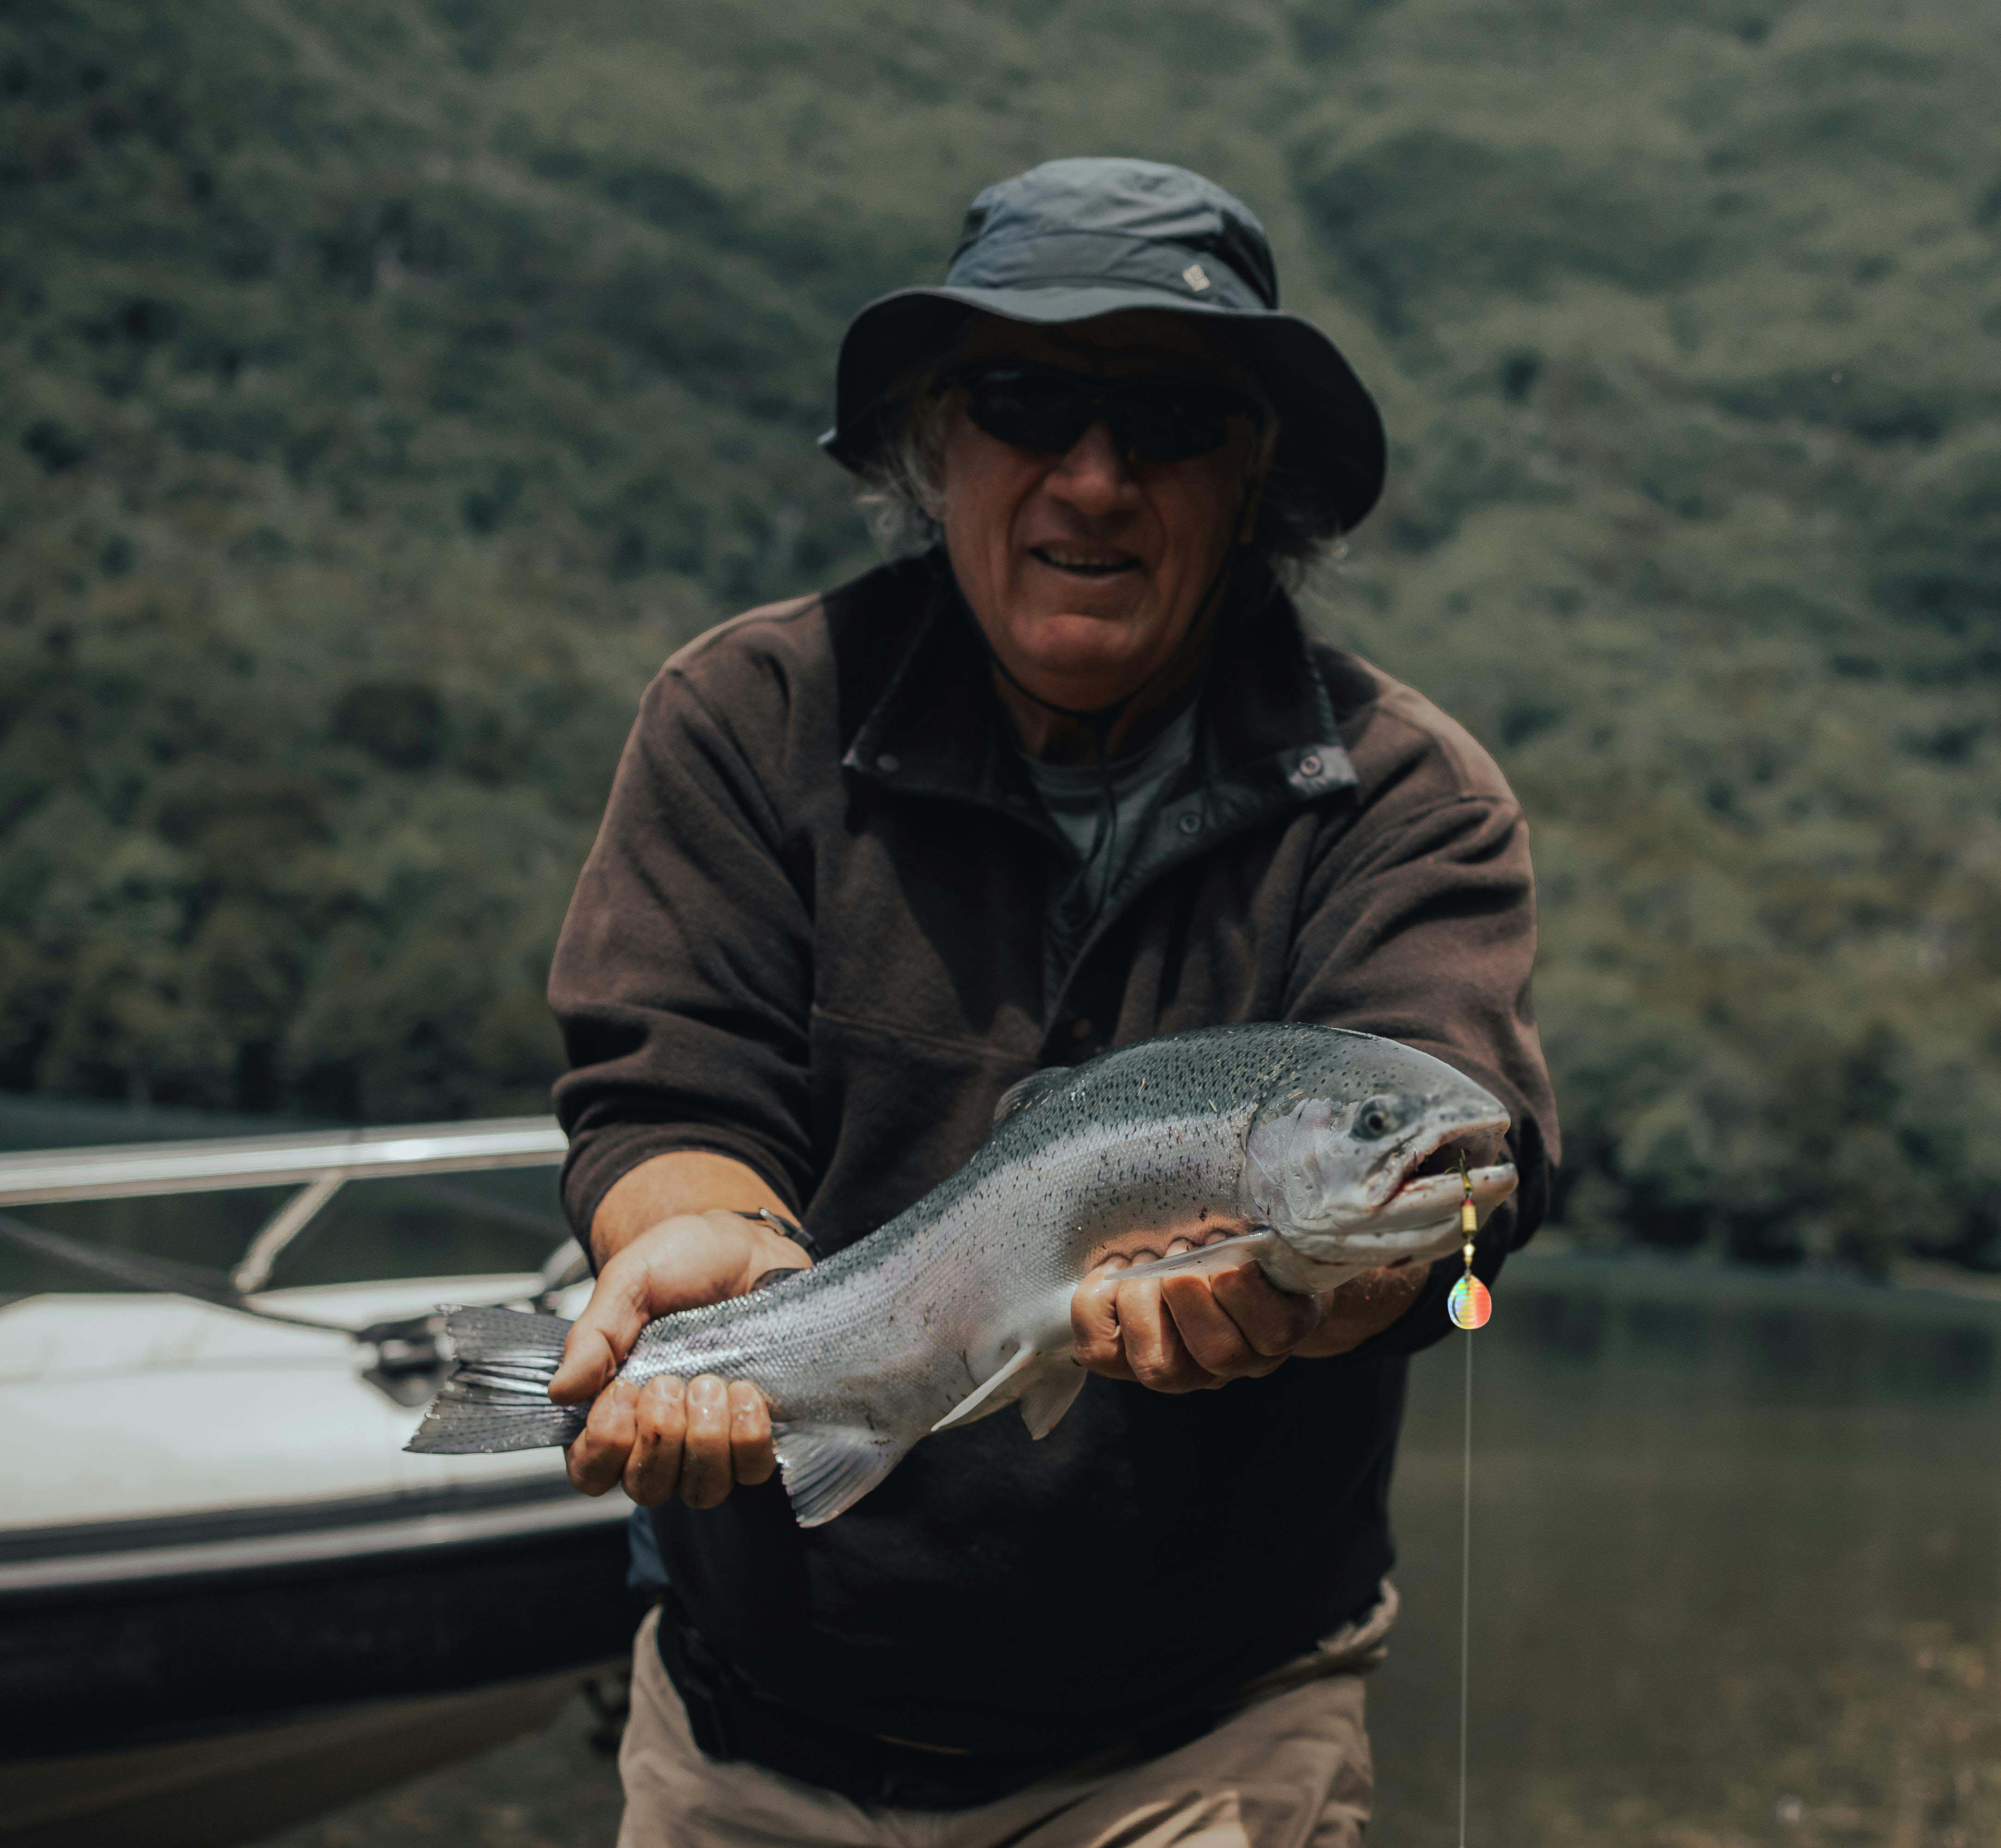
[409,1023,1515,1525]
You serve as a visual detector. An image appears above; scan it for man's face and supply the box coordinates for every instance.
[937,312,1265,717]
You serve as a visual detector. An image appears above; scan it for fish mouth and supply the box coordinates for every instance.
[1326,1114,1516,1252]
[1366,1162,1516,1238]
[1376,1112,1513,1224]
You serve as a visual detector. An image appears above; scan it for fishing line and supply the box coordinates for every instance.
[1449,1156,1490,1848]
[1458,1314,1473,1848]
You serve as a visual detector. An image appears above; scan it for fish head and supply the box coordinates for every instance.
[1239,1034,1516,1270]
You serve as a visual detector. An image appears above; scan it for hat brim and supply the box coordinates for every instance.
[822,283,1387,535]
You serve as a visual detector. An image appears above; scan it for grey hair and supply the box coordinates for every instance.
[854,368,1348,579]
[855,368,954,557]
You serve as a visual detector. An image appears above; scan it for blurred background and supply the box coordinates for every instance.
[6,0,2000,1276]
[3,1,1998,1844]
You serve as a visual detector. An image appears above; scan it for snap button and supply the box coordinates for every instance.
[1177,812,1202,836]
[1299,753,1323,777]
[1070,1017,1093,1041]
[876,752,900,773]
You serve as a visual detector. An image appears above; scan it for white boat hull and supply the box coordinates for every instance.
[0,1276,638,1842]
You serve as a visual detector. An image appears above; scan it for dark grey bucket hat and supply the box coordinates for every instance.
[822,156,1387,534]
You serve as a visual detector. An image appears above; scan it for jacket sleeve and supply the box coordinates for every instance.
[1283,785,1560,1360]
[548,662,815,1242]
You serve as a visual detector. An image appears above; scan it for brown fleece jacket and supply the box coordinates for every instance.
[548,548,1557,1754]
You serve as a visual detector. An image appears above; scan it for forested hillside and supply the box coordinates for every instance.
[4,0,1998,1272]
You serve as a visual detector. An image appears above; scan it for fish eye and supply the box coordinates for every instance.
[1354,1098,1395,1139]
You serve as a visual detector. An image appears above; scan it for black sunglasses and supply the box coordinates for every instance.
[943,363,1265,465]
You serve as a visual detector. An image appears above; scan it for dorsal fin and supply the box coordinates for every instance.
[992,1066,1071,1128]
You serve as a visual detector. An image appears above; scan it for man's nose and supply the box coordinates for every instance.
[1044,419,1140,514]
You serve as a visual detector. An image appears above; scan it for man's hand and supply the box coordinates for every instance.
[1071,1240,1429,1391]
[551,1207,807,1508]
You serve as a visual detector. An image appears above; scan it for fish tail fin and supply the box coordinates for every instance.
[405,1305,588,1455]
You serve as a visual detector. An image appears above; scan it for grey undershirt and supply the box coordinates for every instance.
[1022,703,1199,936]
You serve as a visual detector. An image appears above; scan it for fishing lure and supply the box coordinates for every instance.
[1448,1158,1492,1330]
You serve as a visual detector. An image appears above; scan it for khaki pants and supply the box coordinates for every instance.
[616,1590,1395,1848]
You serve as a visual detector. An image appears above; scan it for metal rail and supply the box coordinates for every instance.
[0,1117,575,1306]
[0,1118,568,1208]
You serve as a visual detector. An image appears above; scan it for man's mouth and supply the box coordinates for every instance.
[1029,546,1139,578]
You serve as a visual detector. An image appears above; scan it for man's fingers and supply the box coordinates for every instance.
[1115,1276,1212,1392]
[727,1380,776,1486]
[678,1375,734,1509]
[567,1378,640,1496]
[622,1375,688,1506]
[550,1254,653,1403]
[1207,1261,1324,1358]
[1072,1257,1137,1380]
[1159,1271,1269,1376]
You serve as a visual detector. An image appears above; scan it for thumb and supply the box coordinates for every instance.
[549,1255,652,1404]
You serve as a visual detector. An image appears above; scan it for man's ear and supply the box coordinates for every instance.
[1235,419,1281,545]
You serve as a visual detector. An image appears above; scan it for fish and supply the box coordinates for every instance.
[407,1023,1516,1526]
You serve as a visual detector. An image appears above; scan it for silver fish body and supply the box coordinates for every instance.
[409,1023,1515,1525]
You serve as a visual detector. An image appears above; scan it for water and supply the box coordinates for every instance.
[1373,1255,2001,1847]
[256,1251,2001,1846]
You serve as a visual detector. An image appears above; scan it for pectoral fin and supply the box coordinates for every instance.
[933,1343,1086,1442]
[1018,1361,1085,1440]
[932,1342,1040,1434]
[770,1423,907,1528]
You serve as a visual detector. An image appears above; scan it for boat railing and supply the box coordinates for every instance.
[0,1117,580,1301]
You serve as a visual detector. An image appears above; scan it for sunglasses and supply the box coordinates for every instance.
[943,363,1265,465]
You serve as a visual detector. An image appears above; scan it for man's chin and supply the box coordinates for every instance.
[1010,601,1153,648]
[1009,614,1159,687]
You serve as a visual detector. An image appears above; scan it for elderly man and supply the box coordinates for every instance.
[547,157,1557,1847]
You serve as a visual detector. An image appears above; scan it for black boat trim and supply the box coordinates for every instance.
[0,1475,623,1597]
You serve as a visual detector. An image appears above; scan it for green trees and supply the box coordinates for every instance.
[4,0,1998,1270]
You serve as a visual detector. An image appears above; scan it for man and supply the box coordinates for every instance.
[548,157,1558,1846]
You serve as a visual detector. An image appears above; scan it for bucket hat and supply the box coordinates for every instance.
[822,156,1386,534]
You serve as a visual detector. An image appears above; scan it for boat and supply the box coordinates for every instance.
[0,1121,640,1848]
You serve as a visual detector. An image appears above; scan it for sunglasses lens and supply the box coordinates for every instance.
[1111,397,1234,464]
[963,376,1092,454]
[956,369,1255,463]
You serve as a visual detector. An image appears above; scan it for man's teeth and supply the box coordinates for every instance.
[1036,549,1131,573]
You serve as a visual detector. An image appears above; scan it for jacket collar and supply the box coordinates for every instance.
[842,551,1357,1028]
[842,548,1356,849]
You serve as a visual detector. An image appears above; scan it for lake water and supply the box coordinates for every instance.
[246,1250,2000,1847]
[1376,1256,2001,1848]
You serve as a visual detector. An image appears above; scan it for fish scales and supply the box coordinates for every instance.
[409,1024,1518,1525]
